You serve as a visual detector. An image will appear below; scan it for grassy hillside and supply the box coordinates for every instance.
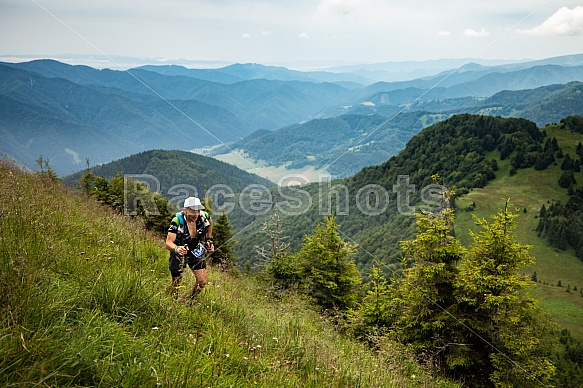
[454,124,583,340]
[0,159,457,387]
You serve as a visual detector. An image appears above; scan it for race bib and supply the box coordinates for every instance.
[192,243,206,258]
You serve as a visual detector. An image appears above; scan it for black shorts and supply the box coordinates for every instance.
[169,253,206,277]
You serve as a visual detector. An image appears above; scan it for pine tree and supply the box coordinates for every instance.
[558,170,576,188]
[299,215,361,311]
[211,211,237,271]
[455,201,556,387]
[257,205,301,291]
[77,158,95,195]
[36,155,59,183]
[361,265,394,331]
[388,204,467,367]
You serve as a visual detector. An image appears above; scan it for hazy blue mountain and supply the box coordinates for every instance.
[326,53,583,82]
[2,60,357,131]
[214,111,445,178]
[221,81,583,179]
[137,63,374,86]
[4,56,583,180]
[467,81,583,126]
[0,64,249,175]
[136,64,245,84]
[354,64,583,105]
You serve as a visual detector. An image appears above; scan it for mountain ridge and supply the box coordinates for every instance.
[3,56,583,177]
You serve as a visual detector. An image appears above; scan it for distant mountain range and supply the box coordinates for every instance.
[2,55,583,176]
[215,81,583,178]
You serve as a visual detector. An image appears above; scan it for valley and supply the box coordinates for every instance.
[213,149,329,185]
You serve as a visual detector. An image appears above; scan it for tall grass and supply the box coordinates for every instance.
[0,160,457,387]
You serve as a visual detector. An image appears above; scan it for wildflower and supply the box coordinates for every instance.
[107,257,112,260]
[80,251,85,255]
[250,347,256,351]
[225,354,230,358]
[48,246,53,250]
[87,245,91,248]
[256,345,261,349]
[244,357,248,360]
[272,337,278,343]
[152,327,159,330]
[411,374,416,379]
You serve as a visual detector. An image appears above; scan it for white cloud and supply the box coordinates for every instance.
[463,28,490,37]
[437,31,451,36]
[260,30,271,36]
[64,148,82,164]
[298,32,310,38]
[241,33,251,39]
[318,0,367,16]
[518,6,583,36]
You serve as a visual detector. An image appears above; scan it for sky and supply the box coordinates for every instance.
[1,0,583,70]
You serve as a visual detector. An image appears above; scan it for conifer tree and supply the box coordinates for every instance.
[77,158,95,195]
[455,201,556,387]
[211,211,237,270]
[388,202,467,367]
[36,155,59,183]
[257,205,301,291]
[361,265,394,331]
[299,215,361,311]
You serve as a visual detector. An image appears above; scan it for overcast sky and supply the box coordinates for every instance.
[1,0,583,69]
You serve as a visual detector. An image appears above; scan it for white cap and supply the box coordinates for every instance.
[184,196,205,210]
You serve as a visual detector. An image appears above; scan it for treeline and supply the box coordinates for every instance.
[537,115,583,256]
[537,188,583,258]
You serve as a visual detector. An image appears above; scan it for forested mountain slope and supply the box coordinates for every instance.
[63,149,274,196]
[229,114,549,272]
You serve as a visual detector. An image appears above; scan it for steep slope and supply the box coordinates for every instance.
[0,160,457,387]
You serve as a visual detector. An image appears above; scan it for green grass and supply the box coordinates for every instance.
[454,127,583,341]
[0,160,457,387]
